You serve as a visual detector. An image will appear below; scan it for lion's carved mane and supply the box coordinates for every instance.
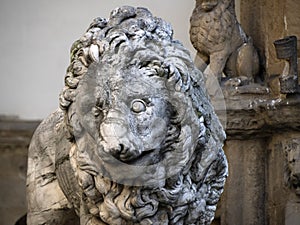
[27,6,228,225]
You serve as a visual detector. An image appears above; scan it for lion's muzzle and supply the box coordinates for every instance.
[100,110,142,162]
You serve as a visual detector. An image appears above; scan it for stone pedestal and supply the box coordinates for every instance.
[285,197,300,225]
[0,118,39,225]
[222,139,266,225]
[214,89,300,225]
[267,132,300,225]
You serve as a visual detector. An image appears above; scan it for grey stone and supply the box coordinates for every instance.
[0,118,39,225]
[190,0,259,82]
[26,6,228,225]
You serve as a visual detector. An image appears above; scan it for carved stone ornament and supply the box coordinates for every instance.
[190,0,260,83]
[26,6,228,225]
[274,35,299,94]
[283,136,300,196]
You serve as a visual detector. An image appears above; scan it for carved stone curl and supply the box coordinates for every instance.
[27,6,228,225]
[190,0,259,83]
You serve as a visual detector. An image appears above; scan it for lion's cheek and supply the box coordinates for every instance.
[140,118,168,150]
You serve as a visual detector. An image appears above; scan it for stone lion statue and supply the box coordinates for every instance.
[27,6,228,225]
[190,0,259,82]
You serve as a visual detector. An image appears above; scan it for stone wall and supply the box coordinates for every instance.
[210,1,300,224]
[212,91,300,225]
[240,0,300,84]
[0,117,39,225]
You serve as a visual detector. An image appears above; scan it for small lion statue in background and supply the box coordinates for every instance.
[27,6,228,225]
[190,0,259,83]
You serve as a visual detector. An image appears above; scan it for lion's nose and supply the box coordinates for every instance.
[104,140,136,162]
[108,142,125,155]
[101,108,129,135]
[100,119,128,139]
[108,143,131,159]
[100,115,138,161]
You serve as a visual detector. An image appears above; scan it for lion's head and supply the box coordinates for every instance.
[193,0,234,13]
[57,6,227,224]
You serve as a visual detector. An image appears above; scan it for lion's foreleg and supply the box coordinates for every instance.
[206,50,230,82]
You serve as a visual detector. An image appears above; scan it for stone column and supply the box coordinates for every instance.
[268,132,300,225]
[222,139,266,225]
[266,135,288,225]
[215,93,300,225]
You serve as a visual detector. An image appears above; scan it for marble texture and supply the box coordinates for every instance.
[26,6,227,225]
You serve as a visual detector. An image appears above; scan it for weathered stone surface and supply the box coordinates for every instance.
[274,36,299,94]
[285,199,300,225]
[267,133,300,225]
[190,0,259,82]
[212,91,300,225]
[222,90,300,139]
[222,139,266,225]
[266,134,287,225]
[240,0,300,90]
[27,6,228,225]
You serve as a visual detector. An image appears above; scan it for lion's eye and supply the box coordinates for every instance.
[131,100,146,113]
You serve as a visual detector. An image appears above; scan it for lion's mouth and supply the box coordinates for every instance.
[86,144,168,187]
[124,148,162,166]
[109,147,162,166]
